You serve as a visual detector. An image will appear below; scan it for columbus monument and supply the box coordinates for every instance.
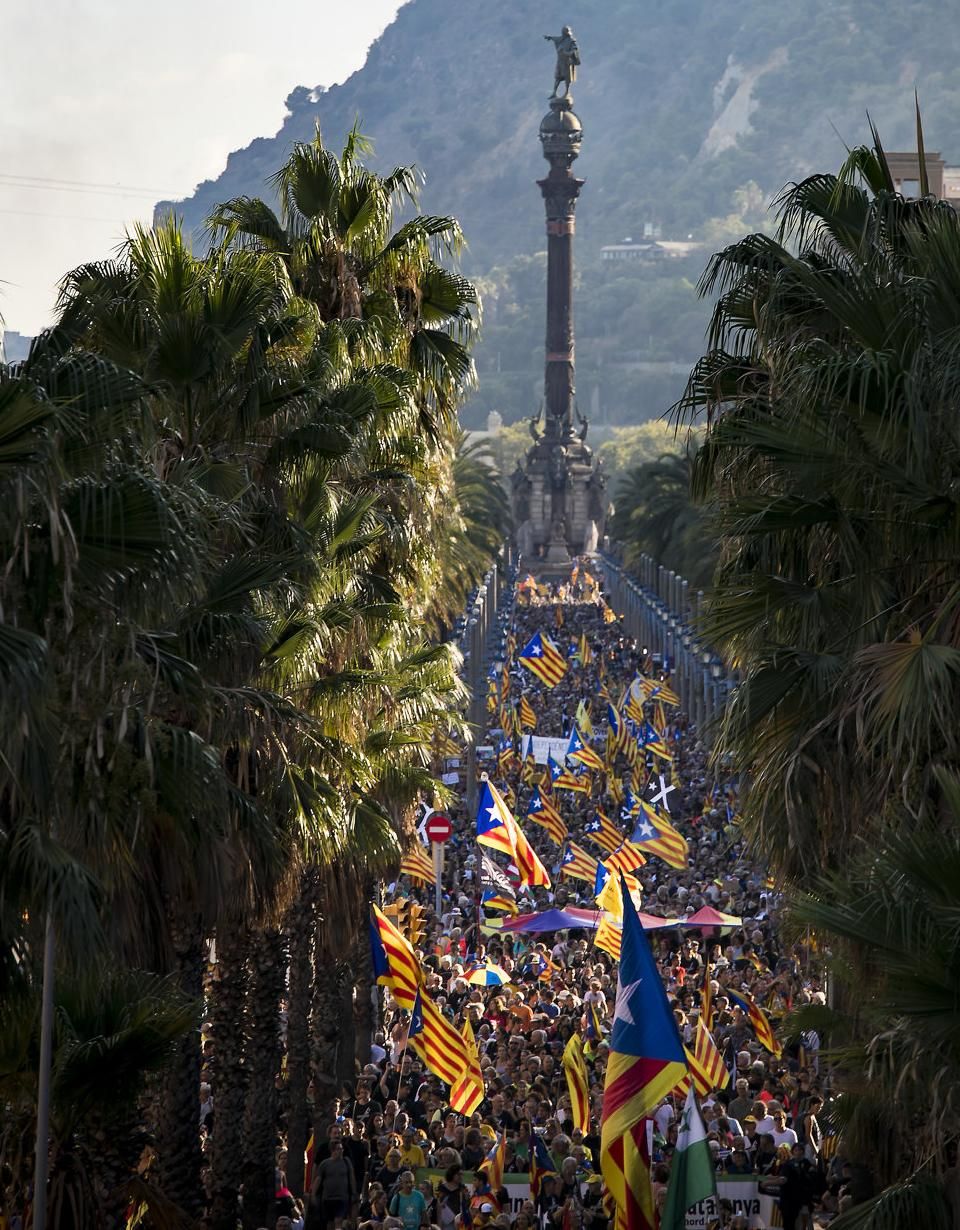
[511,27,607,575]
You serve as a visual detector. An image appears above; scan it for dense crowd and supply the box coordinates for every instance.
[208,575,851,1230]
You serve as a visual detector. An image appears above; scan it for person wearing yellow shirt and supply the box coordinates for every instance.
[399,1127,426,1169]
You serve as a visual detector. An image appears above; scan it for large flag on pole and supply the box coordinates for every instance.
[476,779,551,889]
[660,1085,717,1230]
[601,879,688,1230]
[369,907,468,1085]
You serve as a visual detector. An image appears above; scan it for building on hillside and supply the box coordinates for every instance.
[600,239,703,264]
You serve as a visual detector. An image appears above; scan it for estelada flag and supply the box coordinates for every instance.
[560,840,599,885]
[526,788,567,845]
[477,779,551,888]
[530,1132,557,1200]
[369,908,468,1086]
[478,1131,508,1200]
[629,802,689,871]
[518,631,569,687]
[583,810,624,854]
[601,882,687,1230]
[726,989,782,1058]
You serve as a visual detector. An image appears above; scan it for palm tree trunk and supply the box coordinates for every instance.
[157,917,204,1220]
[210,926,249,1230]
[310,955,345,1131]
[285,869,318,1198]
[337,971,356,1089]
[352,875,375,1071]
[242,927,286,1230]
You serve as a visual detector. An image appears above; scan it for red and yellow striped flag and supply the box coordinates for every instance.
[519,695,537,730]
[594,914,622,960]
[681,1016,730,1097]
[560,840,599,885]
[518,631,569,687]
[628,802,689,871]
[601,887,687,1230]
[450,1016,485,1115]
[563,1034,591,1134]
[399,844,435,885]
[605,841,647,875]
[728,990,782,1058]
[555,767,591,793]
[478,1131,508,1197]
[583,810,625,854]
[370,907,469,1085]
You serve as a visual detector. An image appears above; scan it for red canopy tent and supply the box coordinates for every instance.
[679,905,742,936]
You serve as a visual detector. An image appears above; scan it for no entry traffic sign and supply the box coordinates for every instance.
[425,813,452,843]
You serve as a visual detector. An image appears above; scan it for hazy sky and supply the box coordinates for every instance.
[1,1,403,334]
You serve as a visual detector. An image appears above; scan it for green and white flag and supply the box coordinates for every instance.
[661,1085,717,1230]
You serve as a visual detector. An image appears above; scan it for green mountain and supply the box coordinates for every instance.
[158,0,960,427]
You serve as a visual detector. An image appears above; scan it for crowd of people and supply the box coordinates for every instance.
[267,571,852,1230]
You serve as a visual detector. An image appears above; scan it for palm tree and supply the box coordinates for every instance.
[208,123,478,446]
[610,441,716,586]
[0,967,194,1230]
[675,119,960,877]
[0,122,502,1227]
[788,772,960,1229]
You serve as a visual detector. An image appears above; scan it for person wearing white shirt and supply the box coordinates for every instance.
[654,1100,674,1138]
[769,1109,798,1149]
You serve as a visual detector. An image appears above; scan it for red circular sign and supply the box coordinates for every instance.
[425,813,452,843]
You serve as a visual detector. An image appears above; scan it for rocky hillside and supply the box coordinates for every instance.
[159,0,960,425]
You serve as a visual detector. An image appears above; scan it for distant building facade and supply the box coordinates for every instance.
[886,151,960,208]
[601,239,703,264]
[0,329,33,364]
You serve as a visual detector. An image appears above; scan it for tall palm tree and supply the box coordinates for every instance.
[611,441,716,586]
[0,967,194,1230]
[675,120,960,877]
[789,772,960,1229]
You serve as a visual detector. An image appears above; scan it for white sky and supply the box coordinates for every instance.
[0,1,403,334]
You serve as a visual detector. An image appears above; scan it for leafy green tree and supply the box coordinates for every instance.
[597,421,684,485]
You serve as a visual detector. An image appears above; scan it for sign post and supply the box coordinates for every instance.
[425,813,452,917]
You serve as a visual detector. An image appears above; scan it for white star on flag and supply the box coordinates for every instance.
[614,978,644,1026]
[648,774,677,809]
